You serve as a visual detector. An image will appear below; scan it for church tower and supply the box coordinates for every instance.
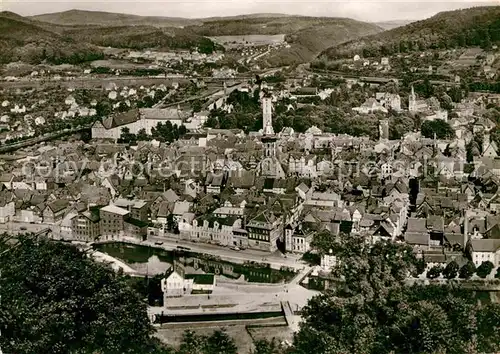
[260,95,283,178]
[262,96,274,136]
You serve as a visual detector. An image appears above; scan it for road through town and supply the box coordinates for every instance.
[0,221,306,270]
[110,234,306,271]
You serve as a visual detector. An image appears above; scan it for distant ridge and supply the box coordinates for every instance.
[30,9,368,27]
[0,11,219,65]
[374,20,415,30]
[30,9,199,27]
[26,9,383,66]
[320,6,500,59]
[3,9,382,67]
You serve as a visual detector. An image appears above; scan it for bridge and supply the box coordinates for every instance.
[280,301,295,327]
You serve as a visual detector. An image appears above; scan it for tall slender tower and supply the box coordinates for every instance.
[409,85,416,112]
[261,95,281,177]
[262,96,274,136]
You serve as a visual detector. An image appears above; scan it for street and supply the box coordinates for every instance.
[145,235,304,270]
[0,221,52,235]
[0,220,306,270]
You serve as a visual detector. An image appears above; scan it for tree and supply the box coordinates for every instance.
[204,112,220,128]
[179,124,187,136]
[476,260,494,279]
[177,330,205,354]
[137,128,148,141]
[443,260,459,279]
[427,265,443,279]
[166,214,177,232]
[80,129,92,143]
[477,303,500,353]
[0,235,158,354]
[177,329,237,354]
[252,339,283,354]
[448,86,463,103]
[310,230,339,255]
[119,127,137,144]
[292,233,500,354]
[151,121,183,143]
[459,261,476,279]
[496,267,500,279]
[204,329,237,354]
[413,258,427,277]
[96,100,112,117]
[389,114,415,140]
[421,119,455,139]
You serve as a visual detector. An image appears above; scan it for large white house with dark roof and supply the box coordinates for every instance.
[91,108,188,140]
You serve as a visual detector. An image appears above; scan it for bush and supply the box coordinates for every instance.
[413,258,427,277]
[443,260,459,279]
[477,261,494,279]
[427,265,443,279]
[459,261,477,279]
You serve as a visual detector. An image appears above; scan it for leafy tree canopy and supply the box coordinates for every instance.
[421,119,455,139]
[0,235,157,354]
[292,233,500,354]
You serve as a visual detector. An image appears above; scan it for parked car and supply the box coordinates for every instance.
[154,242,163,245]
[20,226,27,230]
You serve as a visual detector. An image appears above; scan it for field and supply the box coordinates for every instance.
[211,34,286,48]
[89,59,153,70]
[154,317,291,353]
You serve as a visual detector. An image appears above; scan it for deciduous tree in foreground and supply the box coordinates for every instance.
[294,233,500,354]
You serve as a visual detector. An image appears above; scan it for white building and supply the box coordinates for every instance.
[91,108,188,140]
[284,225,313,254]
[375,93,401,111]
[161,264,216,298]
[183,216,242,246]
[321,251,338,272]
[353,98,388,114]
[470,239,500,268]
[0,201,15,223]
[288,155,317,178]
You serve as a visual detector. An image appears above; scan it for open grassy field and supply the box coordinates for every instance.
[155,319,287,353]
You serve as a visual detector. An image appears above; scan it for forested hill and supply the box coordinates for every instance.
[0,11,220,64]
[320,6,500,59]
[187,16,382,66]
[0,12,103,64]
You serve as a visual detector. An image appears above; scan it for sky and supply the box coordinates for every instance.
[2,0,499,22]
